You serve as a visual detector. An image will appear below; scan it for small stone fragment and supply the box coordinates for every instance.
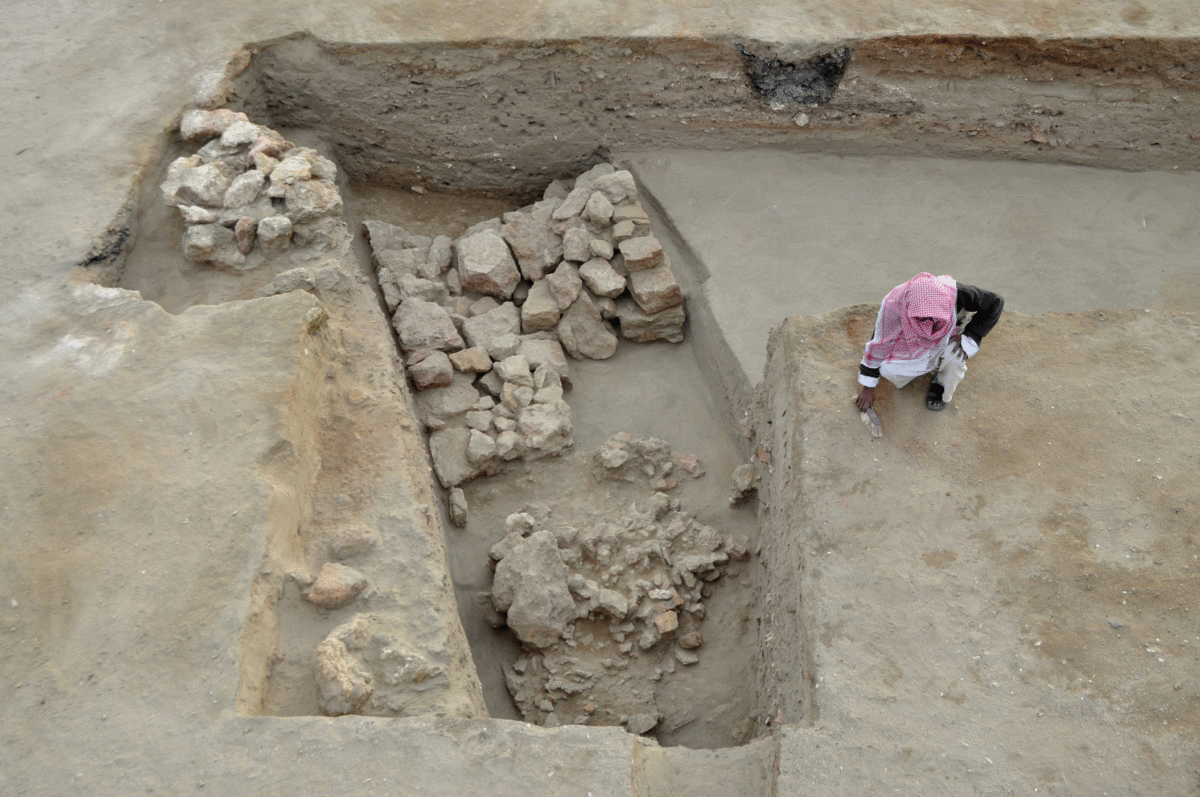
[233,216,257,254]
[330,526,380,560]
[674,648,700,666]
[654,611,679,635]
[679,632,703,650]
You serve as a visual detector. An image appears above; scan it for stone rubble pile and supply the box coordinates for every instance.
[485,435,746,736]
[162,109,347,270]
[365,163,688,492]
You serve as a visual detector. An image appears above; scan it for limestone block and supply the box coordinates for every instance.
[597,589,629,619]
[627,262,684,315]
[612,220,636,241]
[308,563,369,609]
[496,430,522,460]
[257,215,293,257]
[521,280,561,333]
[268,156,312,196]
[589,238,614,261]
[428,235,453,274]
[178,205,219,224]
[516,400,573,457]
[397,273,448,305]
[222,170,266,208]
[557,292,618,360]
[456,229,520,299]
[449,347,492,373]
[449,488,469,528]
[429,427,480,488]
[612,203,650,226]
[284,180,343,224]
[491,530,576,647]
[415,374,480,419]
[314,636,373,716]
[562,227,592,263]
[408,350,454,390]
[462,301,521,354]
[615,297,686,343]
[502,209,563,281]
[164,162,233,207]
[551,184,591,221]
[182,222,245,270]
[179,108,250,141]
[495,354,534,387]
[592,170,638,204]
[519,338,571,387]
[393,298,464,352]
[579,257,627,299]
[467,429,497,466]
[618,236,664,272]
[546,261,583,310]
[220,119,262,146]
[330,526,380,560]
[583,191,614,227]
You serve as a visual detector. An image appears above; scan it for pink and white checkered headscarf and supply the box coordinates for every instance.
[863,273,958,366]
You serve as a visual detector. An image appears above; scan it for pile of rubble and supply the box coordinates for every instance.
[365,163,688,493]
[161,109,347,270]
[483,435,747,735]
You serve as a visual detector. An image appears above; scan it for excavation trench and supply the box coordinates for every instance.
[112,32,1200,751]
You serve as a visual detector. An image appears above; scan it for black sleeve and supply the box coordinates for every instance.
[859,363,881,379]
[956,284,1004,345]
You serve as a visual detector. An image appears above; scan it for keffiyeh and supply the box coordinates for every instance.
[862,273,957,368]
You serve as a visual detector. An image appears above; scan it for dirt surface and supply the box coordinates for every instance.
[760,306,1200,794]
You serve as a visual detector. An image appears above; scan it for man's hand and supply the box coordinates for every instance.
[856,386,876,411]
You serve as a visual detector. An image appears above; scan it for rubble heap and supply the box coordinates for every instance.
[485,435,747,736]
[162,109,347,270]
[366,163,688,490]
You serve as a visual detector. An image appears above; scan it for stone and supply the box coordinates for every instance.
[626,713,660,735]
[253,152,279,174]
[595,296,617,319]
[592,170,638,204]
[615,298,686,343]
[533,385,563,404]
[495,354,534,387]
[267,157,312,196]
[393,298,464,353]
[257,215,293,257]
[429,427,481,488]
[477,370,503,398]
[164,162,233,207]
[516,400,573,457]
[462,302,521,354]
[583,191,614,227]
[562,227,592,263]
[589,238,614,261]
[578,258,626,299]
[612,203,650,226]
[314,635,373,716]
[612,219,636,241]
[730,463,758,503]
[551,184,592,221]
[679,632,703,650]
[408,350,454,390]
[520,280,561,332]
[546,261,583,310]
[520,339,571,386]
[397,273,448,305]
[428,235,454,274]
[469,296,500,316]
[182,223,245,270]
[618,236,664,272]
[467,429,497,466]
[531,362,563,391]
[223,170,266,208]
[308,562,369,609]
[415,374,480,418]
[675,648,700,666]
[456,229,520,298]
[449,488,468,528]
[330,526,380,560]
[177,205,219,224]
[179,108,250,141]
[653,610,679,635]
[627,262,684,315]
[491,530,576,648]
[465,410,492,432]
[284,180,343,224]
[256,264,347,298]
[448,347,492,373]
[597,589,628,619]
[220,120,262,146]
[234,216,256,254]
[495,430,521,460]
[557,292,618,360]
[543,179,572,201]
[502,210,563,281]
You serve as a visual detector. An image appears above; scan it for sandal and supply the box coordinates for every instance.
[925,382,946,412]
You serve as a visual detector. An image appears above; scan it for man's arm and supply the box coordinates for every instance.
[955,284,1004,357]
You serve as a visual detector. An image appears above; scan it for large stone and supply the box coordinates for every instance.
[618,235,664,272]
[562,227,592,263]
[397,273,448,305]
[392,298,464,352]
[583,191,614,227]
[164,162,233,207]
[462,301,521,356]
[615,297,686,343]
[428,427,481,488]
[267,156,312,196]
[502,210,563,281]
[179,108,250,141]
[546,261,583,310]
[415,374,481,419]
[456,229,520,298]
[284,180,343,224]
[551,184,592,221]
[491,530,576,648]
[557,292,618,360]
[408,350,454,390]
[220,119,262,146]
[627,261,685,315]
[520,280,561,332]
[181,223,246,270]
[314,635,373,716]
[222,170,265,208]
[592,170,638,204]
[516,400,573,457]
[428,235,453,274]
[308,562,369,609]
[579,257,627,298]
[518,337,571,386]
[257,215,293,256]
[448,347,492,373]
[467,429,497,466]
